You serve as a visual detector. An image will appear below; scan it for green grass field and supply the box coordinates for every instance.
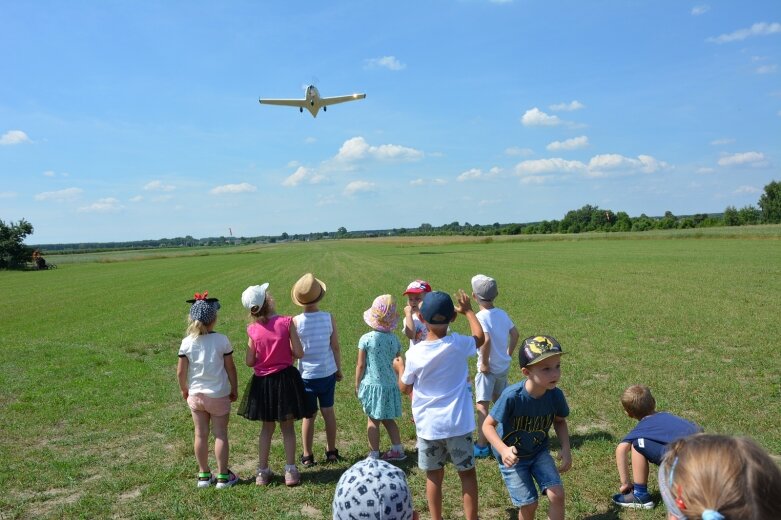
[2,227,780,519]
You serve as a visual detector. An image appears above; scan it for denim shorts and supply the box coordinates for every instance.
[417,434,475,472]
[302,373,336,410]
[474,370,509,402]
[496,449,562,507]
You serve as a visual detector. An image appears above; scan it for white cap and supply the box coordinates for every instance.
[241,283,269,310]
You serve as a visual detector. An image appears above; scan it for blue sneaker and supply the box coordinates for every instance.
[473,443,490,458]
[612,492,654,509]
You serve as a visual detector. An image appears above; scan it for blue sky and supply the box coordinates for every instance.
[1,1,780,244]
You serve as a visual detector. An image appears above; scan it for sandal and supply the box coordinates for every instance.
[300,454,317,467]
[197,471,214,488]
[215,470,238,489]
[325,449,342,463]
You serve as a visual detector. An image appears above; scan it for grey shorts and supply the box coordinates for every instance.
[474,370,509,402]
[417,434,475,472]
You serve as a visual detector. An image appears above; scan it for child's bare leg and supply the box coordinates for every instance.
[280,419,297,465]
[211,413,230,475]
[545,485,565,520]
[367,417,381,452]
[259,421,276,468]
[475,401,490,446]
[321,406,337,452]
[630,446,650,486]
[426,468,445,520]
[458,467,479,520]
[191,410,211,473]
[519,501,538,520]
[301,415,315,457]
[382,419,402,446]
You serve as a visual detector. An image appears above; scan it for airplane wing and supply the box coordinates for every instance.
[320,93,366,107]
[258,98,307,107]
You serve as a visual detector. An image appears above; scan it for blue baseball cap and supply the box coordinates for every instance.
[420,291,455,325]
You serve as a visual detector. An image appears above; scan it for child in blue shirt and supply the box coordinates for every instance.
[613,384,702,509]
[482,335,571,520]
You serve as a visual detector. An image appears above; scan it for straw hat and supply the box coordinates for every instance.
[291,273,327,306]
[363,294,399,332]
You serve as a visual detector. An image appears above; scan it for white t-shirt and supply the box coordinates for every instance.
[295,311,336,379]
[400,333,477,440]
[178,332,233,397]
[475,307,515,374]
[408,313,428,348]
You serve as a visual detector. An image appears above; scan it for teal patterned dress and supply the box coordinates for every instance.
[357,330,403,420]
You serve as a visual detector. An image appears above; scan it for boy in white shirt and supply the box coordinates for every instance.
[394,290,485,520]
[471,274,520,458]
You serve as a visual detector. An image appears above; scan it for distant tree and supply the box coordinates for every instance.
[723,206,740,227]
[614,211,632,232]
[337,226,347,235]
[0,219,34,269]
[280,232,289,240]
[738,205,761,225]
[658,210,677,230]
[758,180,781,223]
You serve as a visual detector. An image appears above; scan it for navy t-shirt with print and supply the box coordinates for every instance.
[489,380,569,459]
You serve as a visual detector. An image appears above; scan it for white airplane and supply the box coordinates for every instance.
[258,85,366,118]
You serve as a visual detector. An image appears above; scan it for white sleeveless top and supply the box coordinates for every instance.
[295,311,336,379]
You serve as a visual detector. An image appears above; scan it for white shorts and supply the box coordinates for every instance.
[474,370,509,402]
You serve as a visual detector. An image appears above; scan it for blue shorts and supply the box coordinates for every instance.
[302,373,336,410]
[496,449,562,507]
[631,437,667,465]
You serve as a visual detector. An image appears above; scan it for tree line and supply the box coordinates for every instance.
[1,181,779,268]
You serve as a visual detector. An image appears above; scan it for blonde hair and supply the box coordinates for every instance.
[662,434,781,520]
[186,317,210,338]
[621,384,656,419]
[250,298,274,324]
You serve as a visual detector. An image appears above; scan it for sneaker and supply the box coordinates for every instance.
[612,492,654,509]
[284,466,301,487]
[215,470,238,489]
[473,443,490,459]
[380,448,407,461]
[196,472,214,488]
[256,468,274,486]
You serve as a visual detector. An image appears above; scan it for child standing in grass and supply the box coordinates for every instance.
[238,282,314,487]
[471,274,520,459]
[355,294,406,461]
[482,335,571,520]
[291,273,344,467]
[394,290,485,520]
[402,279,432,346]
[177,292,239,489]
[612,384,702,509]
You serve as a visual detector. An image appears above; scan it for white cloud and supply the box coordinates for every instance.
[756,64,778,74]
[410,178,447,186]
[364,56,406,71]
[0,130,31,145]
[43,170,55,177]
[335,137,423,162]
[549,100,585,112]
[144,180,176,192]
[505,146,534,157]
[210,182,257,195]
[718,151,767,167]
[129,195,143,202]
[457,167,501,182]
[515,158,587,175]
[546,135,589,151]
[707,22,781,44]
[34,187,83,201]
[691,5,710,16]
[734,185,760,194]
[710,138,734,146]
[521,108,562,126]
[513,153,668,181]
[587,154,668,176]
[78,197,122,213]
[344,180,375,196]
[282,166,326,187]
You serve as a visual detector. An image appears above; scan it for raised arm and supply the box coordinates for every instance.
[454,289,485,348]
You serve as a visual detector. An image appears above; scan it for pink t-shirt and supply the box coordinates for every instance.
[247,315,294,376]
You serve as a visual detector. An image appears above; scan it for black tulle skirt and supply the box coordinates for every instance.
[238,365,315,422]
